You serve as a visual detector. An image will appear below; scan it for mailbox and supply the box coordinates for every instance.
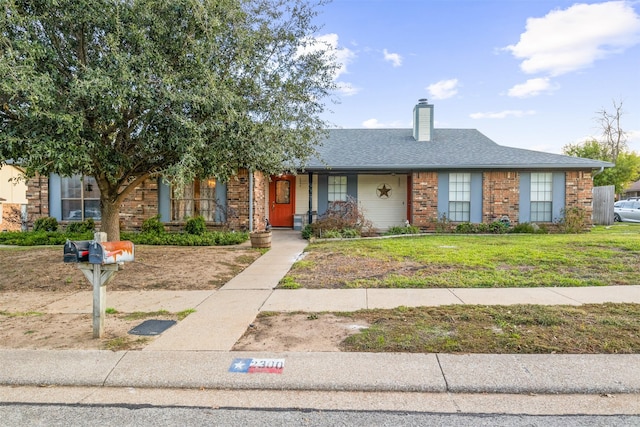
[88,241,135,265]
[63,240,92,263]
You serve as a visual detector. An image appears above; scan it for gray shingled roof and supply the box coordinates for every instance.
[304,129,612,172]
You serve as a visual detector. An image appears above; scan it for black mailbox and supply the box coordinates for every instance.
[63,240,92,263]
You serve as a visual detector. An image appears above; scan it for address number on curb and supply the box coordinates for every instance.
[228,358,285,374]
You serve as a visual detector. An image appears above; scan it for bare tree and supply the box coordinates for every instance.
[596,99,627,162]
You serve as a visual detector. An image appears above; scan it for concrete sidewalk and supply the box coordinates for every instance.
[2,229,640,396]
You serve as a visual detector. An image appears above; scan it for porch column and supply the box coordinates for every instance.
[308,172,313,225]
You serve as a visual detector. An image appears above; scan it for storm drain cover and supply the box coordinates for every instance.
[128,320,177,336]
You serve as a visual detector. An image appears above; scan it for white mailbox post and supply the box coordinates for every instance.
[65,232,135,338]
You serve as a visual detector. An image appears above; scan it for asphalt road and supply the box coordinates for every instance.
[1,404,639,427]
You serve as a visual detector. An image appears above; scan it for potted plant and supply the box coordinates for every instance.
[250,218,272,248]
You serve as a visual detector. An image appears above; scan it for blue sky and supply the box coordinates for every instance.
[313,0,640,154]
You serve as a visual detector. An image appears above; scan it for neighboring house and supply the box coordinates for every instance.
[0,163,28,231]
[26,100,612,232]
[622,180,640,199]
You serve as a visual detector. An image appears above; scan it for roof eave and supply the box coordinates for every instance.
[302,163,613,172]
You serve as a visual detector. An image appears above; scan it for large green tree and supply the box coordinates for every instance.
[563,140,640,194]
[0,0,337,240]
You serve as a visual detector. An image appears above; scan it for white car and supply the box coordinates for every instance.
[614,199,640,222]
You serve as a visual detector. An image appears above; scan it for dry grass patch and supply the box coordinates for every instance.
[340,303,640,354]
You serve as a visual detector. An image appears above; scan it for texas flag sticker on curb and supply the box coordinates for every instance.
[229,358,285,374]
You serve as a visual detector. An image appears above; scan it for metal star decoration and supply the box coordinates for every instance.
[377,184,391,198]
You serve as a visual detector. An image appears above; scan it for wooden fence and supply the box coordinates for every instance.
[592,185,615,225]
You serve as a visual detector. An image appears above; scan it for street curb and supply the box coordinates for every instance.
[2,350,639,395]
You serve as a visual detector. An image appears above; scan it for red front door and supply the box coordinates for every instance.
[268,175,296,227]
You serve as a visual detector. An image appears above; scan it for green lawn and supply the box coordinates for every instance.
[276,224,640,353]
[286,224,640,288]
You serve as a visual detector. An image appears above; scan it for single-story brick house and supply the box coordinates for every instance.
[26,100,612,232]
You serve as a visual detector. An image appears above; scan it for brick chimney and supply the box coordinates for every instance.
[413,99,434,142]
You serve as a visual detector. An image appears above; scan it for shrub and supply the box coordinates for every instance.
[510,222,550,234]
[301,224,313,240]
[386,224,420,235]
[309,196,374,238]
[432,212,454,233]
[340,228,360,238]
[487,221,509,234]
[141,215,165,235]
[185,216,206,235]
[557,207,588,234]
[121,230,248,246]
[475,223,490,233]
[455,222,476,234]
[33,217,58,232]
[66,218,95,233]
[0,226,247,246]
[454,221,508,234]
[510,222,537,234]
[320,230,342,239]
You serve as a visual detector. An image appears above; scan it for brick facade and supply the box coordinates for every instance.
[26,168,596,232]
[118,178,159,230]
[26,174,49,225]
[565,170,594,220]
[482,171,520,224]
[251,171,268,231]
[225,169,267,231]
[410,172,439,230]
[408,169,595,230]
[26,169,259,232]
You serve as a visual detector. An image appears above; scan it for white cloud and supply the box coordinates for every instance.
[311,33,356,80]
[362,119,406,128]
[505,1,640,76]
[335,82,360,97]
[427,79,460,100]
[362,119,385,128]
[507,77,557,98]
[470,110,537,119]
[300,34,358,96]
[383,49,402,67]
[627,129,640,145]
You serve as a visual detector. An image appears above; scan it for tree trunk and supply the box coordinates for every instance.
[100,197,121,241]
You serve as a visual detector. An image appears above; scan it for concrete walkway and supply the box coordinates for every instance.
[2,229,640,396]
[143,230,308,351]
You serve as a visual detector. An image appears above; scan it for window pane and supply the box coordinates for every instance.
[328,176,347,202]
[172,183,194,221]
[449,173,470,202]
[62,200,82,220]
[83,177,100,199]
[449,201,470,222]
[530,173,553,221]
[276,180,290,204]
[84,200,101,219]
[531,201,552,222]
[61,176,82,199]
[197,179,217,221]
[61,175,101,221]
[171,178,218,221]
